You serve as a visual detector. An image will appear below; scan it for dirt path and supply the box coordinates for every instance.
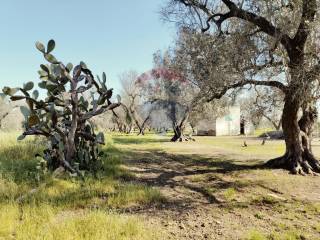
[121,147,262,239]
[117,138,320,240]
[124,151,226,239]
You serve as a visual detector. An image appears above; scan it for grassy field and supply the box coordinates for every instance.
[112,134,320,239]
[1,132,320,239]
[0,132,163,240]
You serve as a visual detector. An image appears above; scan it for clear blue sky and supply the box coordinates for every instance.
[0,0,175,94]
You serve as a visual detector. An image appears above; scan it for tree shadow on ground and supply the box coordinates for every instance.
[0,138,287,216]
[112,136,170,145]
[116,146,277,214]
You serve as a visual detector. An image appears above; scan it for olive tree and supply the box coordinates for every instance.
[241,87,283,130]
[163,0,320,175]
[119,71,155,135]
[137,50,201,141]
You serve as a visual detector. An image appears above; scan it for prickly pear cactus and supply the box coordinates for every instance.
[2,40,120,176]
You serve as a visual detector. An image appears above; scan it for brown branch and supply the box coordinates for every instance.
[242,60,284,73]
[178,0,293,52]
[220,0,293,52]
[292,0,317,48]
[207,79,288,102]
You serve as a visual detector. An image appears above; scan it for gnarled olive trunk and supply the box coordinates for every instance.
[265,37,320,175]
[171,108,195,142]
[171,123,195,142]
[137,115,151,136]
[171,124,183,142]
[266,95,320,175]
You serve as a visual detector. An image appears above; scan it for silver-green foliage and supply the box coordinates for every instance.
[2,40,120,176]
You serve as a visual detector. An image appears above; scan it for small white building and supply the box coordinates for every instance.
[195,106,253,136]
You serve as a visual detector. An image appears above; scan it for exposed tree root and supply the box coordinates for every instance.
[179,135,196,142]
[171,134,195,142]
[265,151,320,176]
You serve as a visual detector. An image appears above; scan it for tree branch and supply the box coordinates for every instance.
[220,0,293,52]
[292,0,317,48]
[207,79,287,102]
[178,0,293,52]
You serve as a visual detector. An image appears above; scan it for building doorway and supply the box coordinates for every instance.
[240,119,245,135]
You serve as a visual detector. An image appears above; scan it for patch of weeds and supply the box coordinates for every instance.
[0,175,19,201]
[271,223,312,240]
[246,229,305,240]
[0,204,19,238]
[0,136,166,240]
[261,196,279,205]
[270,229,306,240]
[189,174,206,183]
[107,183,165,208]
[101,154,128,179]
[233,179,251,188]
[0,141,42,184]
[313,223,320,233]
[254,212,264,220]
[223,187,237,201]
[20,177,164,210]
[112,134,167,145]
[1,205,161,240]
[252,195,280,206]
[221,201,251,212]
[277,222,289,231]
[245,229,267,240]
[203,187,216,195]
[303,202,320,215]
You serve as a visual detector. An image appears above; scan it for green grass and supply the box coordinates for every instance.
[0,204,159,240]
[2,131,320,239]
[0,132,163,240]
[112,133,320,239]
[253,128,275,137]
[199,136,285,158]
[111,133,167,152]
[223,187,237,201]
[246,230,267,240]
[245,228,308,240]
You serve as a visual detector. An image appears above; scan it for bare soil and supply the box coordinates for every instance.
[116,136,320,239]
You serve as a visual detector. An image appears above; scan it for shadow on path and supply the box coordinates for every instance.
[118,147,266,208]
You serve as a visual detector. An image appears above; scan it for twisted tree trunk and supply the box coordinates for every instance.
[167,0,319,174]
[171,124,183,142]
[171,109,194,142]
[137,115,150,136]
[266,94,320,175]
